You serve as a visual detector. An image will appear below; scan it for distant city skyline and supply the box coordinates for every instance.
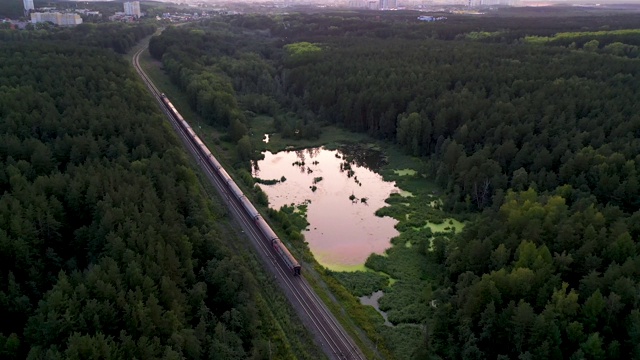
[58,0,640,4]
[173,0,640,6]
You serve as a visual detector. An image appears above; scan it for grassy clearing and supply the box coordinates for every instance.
[124,28,160,63]
[329,271,390,297]
[250,115,371,153]
[424,218,465,234]
[380,325,425,360]
[324,263,368,272]
[379,281,430,324]
[366,241,429,280]
[524,28,640,45]
[138,49,206,129]
[393,169,417,176]
[305,266,392,359]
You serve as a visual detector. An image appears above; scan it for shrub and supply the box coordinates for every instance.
[329,271,389,297]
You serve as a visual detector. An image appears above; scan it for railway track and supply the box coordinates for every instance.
[132,46,367,360]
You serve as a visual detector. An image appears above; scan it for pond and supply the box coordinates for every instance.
[360,290,392,326]
[252,144,400,270]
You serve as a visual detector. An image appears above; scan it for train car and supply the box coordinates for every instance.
[192,133,204,148]
[183,121,196,138]
[162,96,209,164]
[201,146,213,160]
[272,239,301,276]
[226,178,244,200]
[217,166,231,183]
[207,154,222,170]
[256,217,278,241]
[239,196,261,221]
[162,98,178,117]
[193,136,213,159]
[254,207,302,275]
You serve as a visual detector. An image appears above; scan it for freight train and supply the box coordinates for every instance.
[160,94,302,276]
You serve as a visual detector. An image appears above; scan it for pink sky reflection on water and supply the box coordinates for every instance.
[253,147,399,269]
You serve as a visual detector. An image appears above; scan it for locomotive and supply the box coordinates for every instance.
[160,94,301,276]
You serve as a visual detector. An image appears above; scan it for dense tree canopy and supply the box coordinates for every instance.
[147,10,640,359]
[278,30,640,212]
[149,22,321,143]
[428,188,640,358]
[0,22,156,54]
[0,37,314,359]
[0,0,23,19]
[151,13,640,211]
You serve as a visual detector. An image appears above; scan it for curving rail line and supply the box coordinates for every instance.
[132,46,367,360]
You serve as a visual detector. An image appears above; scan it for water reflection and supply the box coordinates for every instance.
[338,144,388,172]
[253,145,399,269]
[360,290,392,326]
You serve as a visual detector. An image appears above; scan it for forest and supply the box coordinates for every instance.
[149,9,640,359]
[0,29,319,359]
[0,22,157,54]
[0,0,147,19]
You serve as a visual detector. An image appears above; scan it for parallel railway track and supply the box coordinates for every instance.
[132,46,367,360]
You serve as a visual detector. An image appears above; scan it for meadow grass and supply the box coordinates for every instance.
[524,28,640,45]
[250,115,372,153]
